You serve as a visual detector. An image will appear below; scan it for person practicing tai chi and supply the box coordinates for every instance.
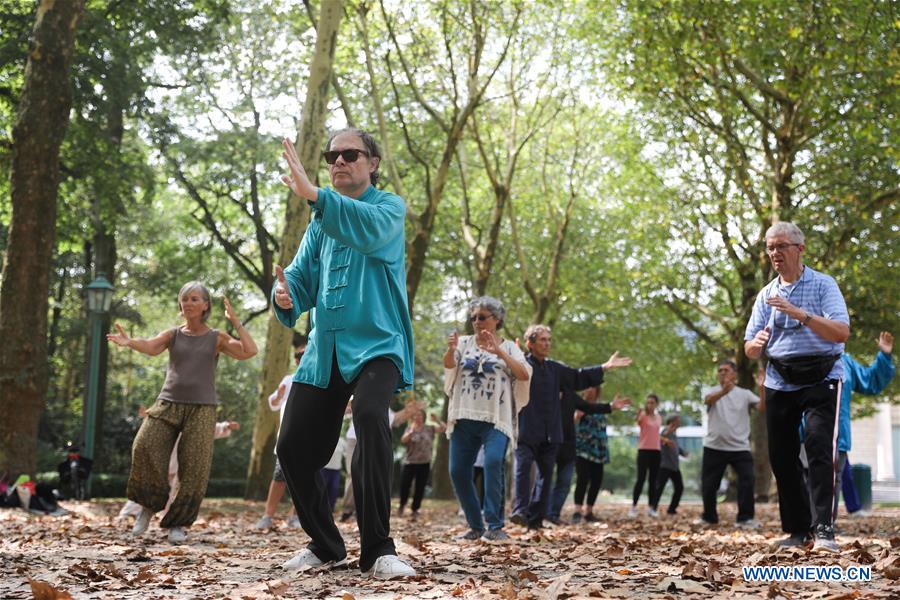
[273,128,416,579]
[109,282,257,544]
[444,296,531,542]
[745,222,850,553]
[629,394,662,518]
[649,413,688,516]
[570,386,630,524]
[697,359,761,528]
[513,324,632,529]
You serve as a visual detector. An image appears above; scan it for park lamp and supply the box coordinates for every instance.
[85,274,114,314]
[83,272,114,498]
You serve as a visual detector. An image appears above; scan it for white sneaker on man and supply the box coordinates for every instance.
[365,554,416,579]
[253,515,273,530]
[627,506,638,518]
[131,508,153,536]
[167,527,187,543]
[282,548,348,572]
[647,508,659,518]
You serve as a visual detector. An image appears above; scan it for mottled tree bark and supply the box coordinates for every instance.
[0,0,85,478]
[244,0,344,499]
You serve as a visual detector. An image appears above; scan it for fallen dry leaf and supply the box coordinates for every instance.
[28,579,74,600]
[544,573,572,600]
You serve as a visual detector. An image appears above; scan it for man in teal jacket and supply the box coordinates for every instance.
[272,128,415,580]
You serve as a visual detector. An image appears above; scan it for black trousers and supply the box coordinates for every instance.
[573,457,604,506]
[276,356,399,572]
[513,441,559,527]
[399,463,430,511]
[766,380,839,534]
[701,447,755,523]
[651,468,684,514]
[632,449,661,505]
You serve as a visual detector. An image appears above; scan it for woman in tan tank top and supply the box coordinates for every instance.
[108,281,257,543]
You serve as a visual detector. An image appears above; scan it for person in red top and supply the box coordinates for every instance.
[629,394,662,518]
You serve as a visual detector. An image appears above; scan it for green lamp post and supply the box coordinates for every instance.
[84,273,114,497]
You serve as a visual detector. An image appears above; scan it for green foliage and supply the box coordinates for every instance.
[3,0,896,485]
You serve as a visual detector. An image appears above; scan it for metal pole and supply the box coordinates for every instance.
[84,310,102,497]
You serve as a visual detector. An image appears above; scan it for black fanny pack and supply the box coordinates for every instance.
[767,353,840,386]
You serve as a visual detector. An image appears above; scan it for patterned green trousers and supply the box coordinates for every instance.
[126,399,216,528]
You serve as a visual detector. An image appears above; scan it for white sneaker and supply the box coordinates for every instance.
[131,508,153,536]
[365,554,416,579]
[647,508,659,518]
[281,548,348,572]
[253,515,273,530]
[167,527,187,543]
[286,515,302,529]
[627,506,638,518]
[736,519,761,530]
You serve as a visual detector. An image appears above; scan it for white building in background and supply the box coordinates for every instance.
[849,403,900,503]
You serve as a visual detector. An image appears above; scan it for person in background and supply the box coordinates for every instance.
[514,324,632,529]
[253,342,306,530]
[629,394,661,518]
[445,296,531,543]
[398,409,446,519]
[570,387,630,524]
[538,386,630,526]
[109,282,257,544]
[698,359,760,528]
[649,414,688,516]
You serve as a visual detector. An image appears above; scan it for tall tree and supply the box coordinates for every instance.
[0,0,85,477]
[368,0,520,311]
[245,0,344,498]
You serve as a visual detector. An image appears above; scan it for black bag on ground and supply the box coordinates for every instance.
[767,353,840,386]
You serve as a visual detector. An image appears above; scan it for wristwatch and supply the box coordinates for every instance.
[802,312,813,326]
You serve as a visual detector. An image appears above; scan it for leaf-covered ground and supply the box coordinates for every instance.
[2,498,898,599]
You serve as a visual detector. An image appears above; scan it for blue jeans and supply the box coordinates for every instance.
[534,457,575,520]
[449,419,509,531]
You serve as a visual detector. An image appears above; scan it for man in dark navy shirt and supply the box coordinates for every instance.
[511,325,632,529]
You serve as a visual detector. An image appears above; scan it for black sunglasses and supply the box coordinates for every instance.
[470,314,494,322]
[323,149,369,165]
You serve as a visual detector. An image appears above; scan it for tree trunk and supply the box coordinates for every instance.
[430,395,454,499]
[245,0,343,499]
[0,0,85,479]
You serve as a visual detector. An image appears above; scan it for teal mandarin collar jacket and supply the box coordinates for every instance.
[272,185,414,390]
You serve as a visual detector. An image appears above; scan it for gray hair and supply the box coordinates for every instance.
[765,222,804,245]
[524,324,552,343]
[325,128,382,185]
[178,281,212,322]
[469,296,506,329]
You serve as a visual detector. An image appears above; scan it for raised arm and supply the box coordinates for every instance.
[850,332,896,394]
[108,323,172,356]
[217,296,258,360]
